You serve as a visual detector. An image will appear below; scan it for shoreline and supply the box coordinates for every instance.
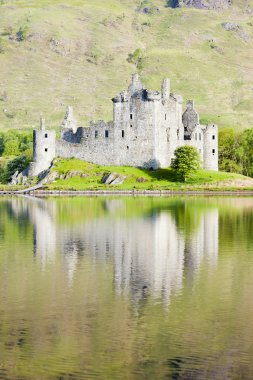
[1,189,253,196]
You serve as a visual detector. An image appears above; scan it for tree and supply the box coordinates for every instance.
[5,155,30,182]
[240,128,253,177]
[3,139,20,156]
[218,128,242,173]
[171,145,200,182]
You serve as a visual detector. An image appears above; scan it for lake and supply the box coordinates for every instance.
[0,196,253,380]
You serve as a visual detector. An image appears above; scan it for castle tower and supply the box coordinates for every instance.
[112,74,162,169]
[203,124,218,171]
[29,117,56,176]
[161,78,170,101]
[61,106,78,133]
[182,100,199,139]
[128,73,143,95]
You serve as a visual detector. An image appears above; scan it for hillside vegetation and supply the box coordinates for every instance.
[0,0,253,130]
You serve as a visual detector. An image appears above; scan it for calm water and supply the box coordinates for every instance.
[0,196,253,380]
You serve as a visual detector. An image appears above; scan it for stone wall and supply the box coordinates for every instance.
[56,121,116,166]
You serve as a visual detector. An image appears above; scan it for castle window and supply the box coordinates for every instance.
[165,114,167,120]
[130,114,133,120]
[212,149,215,154]
[105,130,109,138]
[195,133,197,140]
[130,124,133,128]
[199,133,201,140]
[45,133,48,138]
[95,130,98,138]
[184,127,187,132]
[45,148,48,152]
[127,146,129,150]
[212,135,215,140]
[122,130,125,138]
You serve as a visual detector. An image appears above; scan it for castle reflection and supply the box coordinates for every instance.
[8,196,219,305]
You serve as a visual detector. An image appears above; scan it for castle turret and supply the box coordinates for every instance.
[203,124,218,171]
[128,73,143,95]
[61,106,78,133]
[40,116,46,130]
[161,78,170,101]
[182,100,199,139]
[28,117,56,176]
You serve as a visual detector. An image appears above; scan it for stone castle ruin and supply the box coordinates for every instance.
[28,74,218,176]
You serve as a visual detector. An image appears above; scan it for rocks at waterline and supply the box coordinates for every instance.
[102,172,127,185]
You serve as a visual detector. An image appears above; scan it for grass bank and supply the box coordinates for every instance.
[0,158,248,192]
[1,158,253,193]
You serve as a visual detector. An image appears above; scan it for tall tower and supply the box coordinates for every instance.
[161,78,170,102]
[203,124,218,171]
[29,117,56,176]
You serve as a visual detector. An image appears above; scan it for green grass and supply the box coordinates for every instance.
[32,158,253,191]
[0,0,253,131]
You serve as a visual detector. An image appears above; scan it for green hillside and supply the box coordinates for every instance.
[0,0,253,130]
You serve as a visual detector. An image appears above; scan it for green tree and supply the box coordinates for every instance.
[171,145,200,182]
[5,155,30,182]
[127,48,144,70]
[240,128,253,177]
[3,139,19,156]
[218,128,242,173]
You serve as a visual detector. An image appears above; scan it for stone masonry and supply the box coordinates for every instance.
[28,74,218,176]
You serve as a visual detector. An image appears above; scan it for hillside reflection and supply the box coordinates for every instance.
[7,196,220,306]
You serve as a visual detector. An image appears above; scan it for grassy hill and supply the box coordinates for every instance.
[0,0,253,130]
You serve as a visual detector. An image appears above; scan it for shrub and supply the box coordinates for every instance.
[171,145,200,182]
[16,25,29,42]
[127,48,144,70]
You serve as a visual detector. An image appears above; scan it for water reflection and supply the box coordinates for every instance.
[1,196,253,379]
[6,196,220,305]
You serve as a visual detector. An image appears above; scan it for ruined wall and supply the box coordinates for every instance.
[60,127,84,144]
[56,121,116,166]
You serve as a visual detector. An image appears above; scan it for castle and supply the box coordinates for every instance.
[28,74,218,176]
